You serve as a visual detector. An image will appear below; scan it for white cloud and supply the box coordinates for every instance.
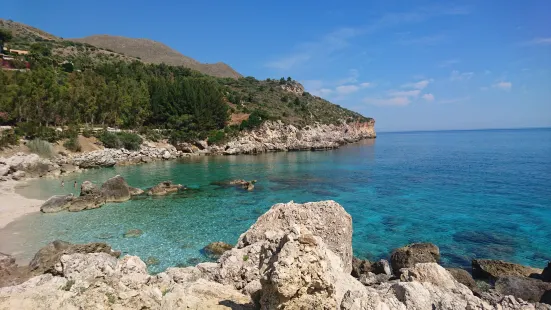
[422,93,435,101]
[450,70,474,81]
[364,96,411,106]
[493,81,512,90]
[360,82,373,88]
[389,89,421,97]
[525,37,551,45]
[402,79,431,90]
[336,85,360,94]
[310,88,333,96]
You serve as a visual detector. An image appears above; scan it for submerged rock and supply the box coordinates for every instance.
[100,175,132,202]
[472,259,543,280]
[146,181,183,196]
[390,243,440,275]
[40,194,75,213]
[202,242,233,259]
[214,179,256,191]
[123,229,143,238]
[146,256,160,266]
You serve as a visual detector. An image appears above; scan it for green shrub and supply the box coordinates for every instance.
[99,131,121,149]
[27,139,54,158]
[63,136,81,152]
[0,129,19,149]
[117,132,142,150]
[145,129,162,142]
[207,130,225,145]
[82,128,93,138]
[15,123,60,142]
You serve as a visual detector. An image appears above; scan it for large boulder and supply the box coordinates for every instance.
[68,195,105,212]
[100,175,131,202]
[0,253,31,288]
[390,243,440,275]
[28,240,120,275]
[351,257,372,279]
[495,276,551,304]
[237,200,353,273]
[146,181,183,196]
[80,180,101,196]
[446,268,477,291]
[40,194,75,213]
[472,259,543,280]
[259,232,337,309]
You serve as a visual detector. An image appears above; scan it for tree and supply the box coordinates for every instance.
[287,76,292,82]
[0,29,13,53]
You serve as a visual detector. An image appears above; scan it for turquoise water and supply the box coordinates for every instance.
[3,128,551,273]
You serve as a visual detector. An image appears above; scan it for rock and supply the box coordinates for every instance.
[472,259,543,280]
[80,180,101,196]
[11,170,26,180]
[129,186,144,195]
[495,276,551,303]
[216,179,256,191]
[0,253,31,288]
[40,194,75,213]
[237,200,353,273]
[358,272,392,286]
[68,195,105,212]
[372,259,392,275]
[100,175,131,202]
[351,257,372,279]
[161,279,253,309]
[543,262,551,282]
[446,267,477,291]
[390,243,440,275]
[162,150,171,159]
[28,240,119,275]
[259,232,337,310]
[203,242,233,259]
[123,229,143,238]
[0,164,9,176]
[146,181,183,196]
[59,164,77,174]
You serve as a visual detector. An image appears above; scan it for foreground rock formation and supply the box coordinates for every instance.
[2,200,549,310]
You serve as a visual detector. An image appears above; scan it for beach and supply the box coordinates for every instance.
[0,180,43,230]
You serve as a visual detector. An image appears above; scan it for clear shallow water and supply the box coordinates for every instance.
[2,128,551,273]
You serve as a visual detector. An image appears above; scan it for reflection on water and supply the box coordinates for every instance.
[2,129,551,273]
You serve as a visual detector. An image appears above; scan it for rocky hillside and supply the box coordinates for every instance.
[1,200,549,309]
[0,19,241,78]
[71,35,241,79]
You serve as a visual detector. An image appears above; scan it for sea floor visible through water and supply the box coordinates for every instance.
[1,128,550,273]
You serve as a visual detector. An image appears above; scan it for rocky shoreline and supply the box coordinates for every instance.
[0,120,376,183]
[0,200,549,309]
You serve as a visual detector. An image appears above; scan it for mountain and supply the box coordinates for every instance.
[72,35,241,79]
[0,19,241,78]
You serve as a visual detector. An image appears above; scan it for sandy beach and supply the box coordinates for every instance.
[0,180,44,230]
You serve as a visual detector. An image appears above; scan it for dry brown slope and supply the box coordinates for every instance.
[72,35,242,78]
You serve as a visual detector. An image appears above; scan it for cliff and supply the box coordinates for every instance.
[1,201,549,309]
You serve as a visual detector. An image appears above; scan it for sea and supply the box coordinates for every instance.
[2,128,550,273]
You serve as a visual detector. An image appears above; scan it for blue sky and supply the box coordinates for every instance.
[4,0,551,131]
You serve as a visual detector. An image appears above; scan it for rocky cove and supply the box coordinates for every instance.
[0,120,376,182]
[1,200,550,309]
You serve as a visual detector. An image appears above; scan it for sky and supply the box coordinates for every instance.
[3,0,551,131]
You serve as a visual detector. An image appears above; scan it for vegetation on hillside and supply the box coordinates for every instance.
[0,22,372,150]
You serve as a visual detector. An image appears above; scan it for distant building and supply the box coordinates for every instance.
[1,53,30,70]
[8,48,29,55]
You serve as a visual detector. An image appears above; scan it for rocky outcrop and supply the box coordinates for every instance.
[69,145,183,169]
[80,180,101,196]
[472,259,543,280]
[446,267,477,291]
[217,120,376,155]
[202,242,233,259]
[68,195,105,212]
[351,257,372,278]
[280,81,305,95]
[542,262,551,282]
[28,240,120,275]
[40,194,74,213]
[146,181,183,196]
[236,200,353,274]
[495,276,551,303]
[390,242,440,274]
